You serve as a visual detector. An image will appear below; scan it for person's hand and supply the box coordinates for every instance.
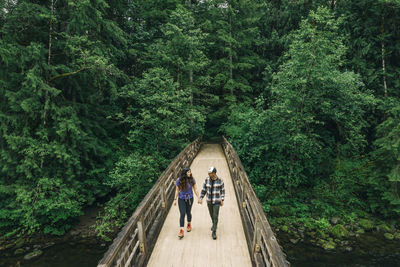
[173,199,177,206]
[221,200,224,207]
[198,199,202,205]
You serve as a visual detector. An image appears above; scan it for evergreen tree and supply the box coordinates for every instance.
[194,0,263,137]
[336,0,400,98]
[146,4,209,110]
[370,100,400,216]
[119,67,204,157]
[224,7,374,210]
[96,67,205,238]
[0,0,127,235]
[1,0,400,241]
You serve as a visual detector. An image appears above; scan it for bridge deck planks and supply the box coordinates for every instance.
[147,144,252,267]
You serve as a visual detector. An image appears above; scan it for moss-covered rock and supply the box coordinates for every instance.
[345,246,353,252]
[316,229,327,239]
[281,225,289,232]
[320,240,336,250]
[384,233,394,240]
[5,243,14,249]
[355,228,365,234]
[340,240,349,246]
[24,250,43,261]
[298,229,305,238]
[14,248,25,255]
[394,232,400,240]
[331,217,339,225]
[309,231,317,238]
[359,219,374,231]
[331,224,349,239]
[15,237,25,248]
[376,224,391,233]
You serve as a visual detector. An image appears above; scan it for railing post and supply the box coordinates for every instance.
[252,219,262,266]
[137,217,148,260]
[241,176,246,208]
[190,143,195,159]
[160,184,166,209]
[173,162,178,181]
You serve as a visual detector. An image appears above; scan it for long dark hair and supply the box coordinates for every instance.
[178,167,194,191]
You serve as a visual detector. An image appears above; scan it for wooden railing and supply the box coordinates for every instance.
[97,137,202,267]
[222,136,289,267]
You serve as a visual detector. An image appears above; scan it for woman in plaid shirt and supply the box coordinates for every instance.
[199,166,225,240]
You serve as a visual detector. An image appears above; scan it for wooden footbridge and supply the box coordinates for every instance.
[97,137,289,267]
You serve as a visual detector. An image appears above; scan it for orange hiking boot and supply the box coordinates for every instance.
[187,223,192,232]
[178,229,184,239]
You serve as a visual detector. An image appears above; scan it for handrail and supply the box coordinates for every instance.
[97,137,202,267]
[222,136,289,267]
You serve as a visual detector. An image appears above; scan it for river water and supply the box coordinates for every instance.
[279,232,400,267]
[1,233,400,266]
[0,242,107,267]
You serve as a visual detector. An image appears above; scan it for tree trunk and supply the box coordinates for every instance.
[177,64,180,88]
[44,0,56,128]
[229,4,233,97]
[381,11,388,97]
[189,55,193,107]
[330,0,336,9]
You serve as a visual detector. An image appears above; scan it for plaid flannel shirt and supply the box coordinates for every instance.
[200,176,225,204]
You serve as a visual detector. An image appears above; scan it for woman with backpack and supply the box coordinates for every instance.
[173,167,199,239]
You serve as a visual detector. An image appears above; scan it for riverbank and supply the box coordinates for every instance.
[0,240,107,267]
[271,215,400,251]
[271,215,400,266]
[0,205,112,267]
[278,231,400,267]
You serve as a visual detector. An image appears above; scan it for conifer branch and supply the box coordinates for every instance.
[49,68,88,82]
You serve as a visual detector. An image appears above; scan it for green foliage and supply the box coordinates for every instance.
[315,218,331,233]
[369,99,400,216]
[337,0,400,97]
[1,0,400,240]
[96,66,205,235]
[223,7,388,230]
[147,5,209,88]
[0,0,204,238]
[14,178,83,235]
[0,0,127,236]
[120,67,205,156]
[95,153,162,240]
[225,7,373,190]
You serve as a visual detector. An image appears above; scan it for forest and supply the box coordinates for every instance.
[1,0,399,247]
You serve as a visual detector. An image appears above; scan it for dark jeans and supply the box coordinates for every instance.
[178,198,193,227]
[207,203,221,231]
